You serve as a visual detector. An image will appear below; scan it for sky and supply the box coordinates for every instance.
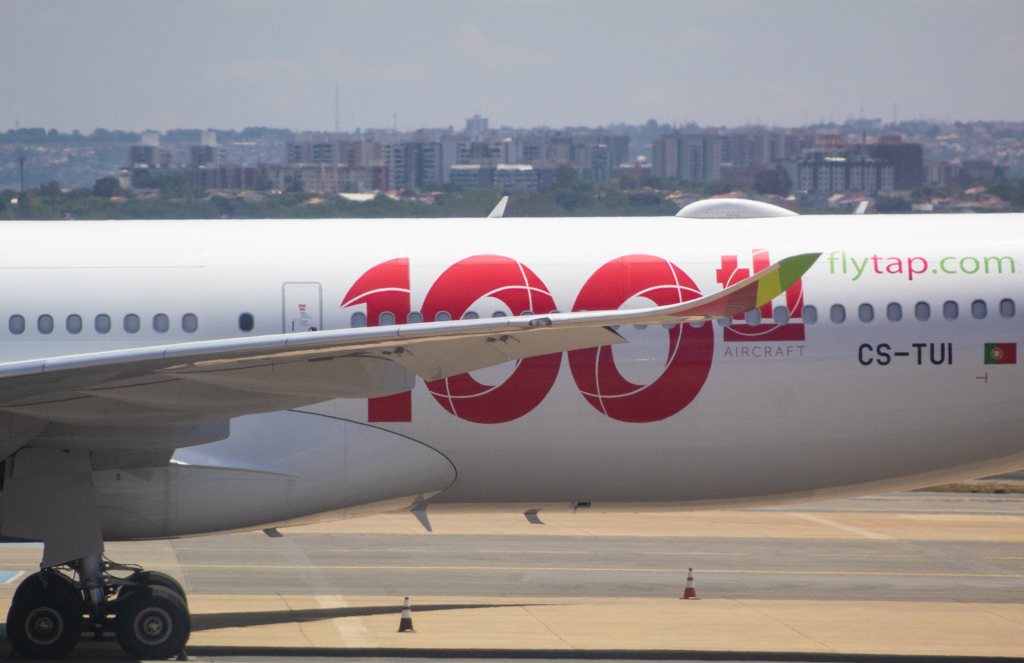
[1,0,1022,134]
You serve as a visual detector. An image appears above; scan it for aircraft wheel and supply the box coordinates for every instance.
[115,585,191,660]
[6,571,85,659]
[123,570,188,605]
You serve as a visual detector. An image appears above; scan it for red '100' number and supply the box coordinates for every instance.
[567,255,714,423]
[421,255,561,424]
[343,254,714,424]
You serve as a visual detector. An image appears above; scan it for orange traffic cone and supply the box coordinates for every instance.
[398,597,416,632]
[682,568,699,600]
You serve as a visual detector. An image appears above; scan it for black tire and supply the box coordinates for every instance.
[6,571,85,659]
[115,585,191,660]
[124,570,188,605]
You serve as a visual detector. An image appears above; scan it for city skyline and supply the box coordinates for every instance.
[2,0,1023,134]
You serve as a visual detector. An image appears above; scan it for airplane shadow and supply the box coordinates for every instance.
[191,602,543,632]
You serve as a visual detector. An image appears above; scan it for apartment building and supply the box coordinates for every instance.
[652,132,723,182]
[795,155,893,194]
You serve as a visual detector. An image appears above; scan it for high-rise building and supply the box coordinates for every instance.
[381,141,444,190]
[465,114,488,136]
[190,131,228,167]
[868,135,924,190]
[449,164,493,190]
[493,164,538,192]
[795,155,893,194]
[126,132,171,170]
[652,132,722,181]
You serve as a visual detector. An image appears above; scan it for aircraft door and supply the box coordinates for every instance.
[283,282,323,332]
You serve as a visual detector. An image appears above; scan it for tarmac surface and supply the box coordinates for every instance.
[1,491,1024,661]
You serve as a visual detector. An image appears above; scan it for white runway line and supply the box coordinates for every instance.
[315,594,379,647]
[270,535,378,647]
[788,512,891,539]
[3,571,24,584]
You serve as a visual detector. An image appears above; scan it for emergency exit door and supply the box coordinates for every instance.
[282,282,322,333]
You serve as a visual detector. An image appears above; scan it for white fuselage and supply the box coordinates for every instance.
[3,215,1023,537]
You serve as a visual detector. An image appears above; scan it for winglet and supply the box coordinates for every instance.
[756,252,819,308]
[487,196,508,218]
[665,252,821,321]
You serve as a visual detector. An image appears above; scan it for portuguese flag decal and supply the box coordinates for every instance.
[984,343,1017,365]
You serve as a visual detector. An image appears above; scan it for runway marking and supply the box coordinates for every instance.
[180,564,1024,578]
[788,512,891,539]
[315,595,378,647]
[643,552,746,555]
[325,549,430,553]
[1,571,24,584]
[473,550,595,554]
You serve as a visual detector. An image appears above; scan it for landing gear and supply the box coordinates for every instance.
[123,570,188,605]
[5,556,191,660]
[5,571,84,659]
[115,585,191,660]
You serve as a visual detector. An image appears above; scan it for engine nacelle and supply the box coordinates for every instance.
[92,411,456,540]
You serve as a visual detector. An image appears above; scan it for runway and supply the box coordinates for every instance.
[2,491,1024,661]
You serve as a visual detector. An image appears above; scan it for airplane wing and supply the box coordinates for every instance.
[0,253,818,438]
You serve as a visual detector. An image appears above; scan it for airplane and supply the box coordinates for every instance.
[1,197,1023,659]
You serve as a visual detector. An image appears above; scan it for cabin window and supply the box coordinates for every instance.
[886,303,902,322]
[491,311,506,318]
[915,302,930,321]
[124,314,140,333]
[406,311,423,324]
[520,310,534,316]
[66,314,82,334]
[435,311,451,322]
[8,315,24,335]
[858,303,874,323]
[462,311,479,320]
[830,304,846,324]
[1000,298,1015,318]
[943,301,959,320]
[802,305,818,324]
[37,315,54,334]
[688,320,704,328]
[773,306,789,324]
[379,311,396,326]
[634,323,649,330]
[153,313,169,333]
[182,313,198,333]
[717,316,732,327]
[350,312,367,328]
[745,309,761,325]
[95,314,111,334]
[971,300,987,320]
[238,313,254,332]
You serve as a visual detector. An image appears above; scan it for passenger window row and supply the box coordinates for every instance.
[351,309,537,327]
[7,312,259,336]
[360,298,1018,330]
[807,298,1014,325]
[712,298,1015,327]
[8,313,201,336]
